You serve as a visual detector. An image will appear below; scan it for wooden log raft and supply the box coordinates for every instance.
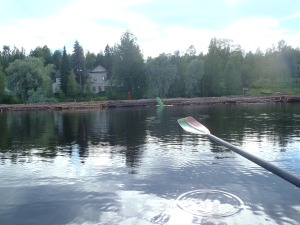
[286,96,300,102]
[1,94,300,112]
[0,102,107,112]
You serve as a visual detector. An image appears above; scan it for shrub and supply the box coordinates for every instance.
[1,94,23,104]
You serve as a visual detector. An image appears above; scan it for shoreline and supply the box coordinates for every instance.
[1,94,300,112]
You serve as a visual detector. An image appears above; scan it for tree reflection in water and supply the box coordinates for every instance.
[1,104,300,224]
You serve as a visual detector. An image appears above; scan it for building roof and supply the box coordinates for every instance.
[55,70,61,78]
[84,69,92,77]
[90,65,107,73]
[54,65,106,79]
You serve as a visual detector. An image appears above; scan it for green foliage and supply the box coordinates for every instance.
[185,59,204,97]
[203,38,223,96]
[106,88,127,100]
[223,52,243,95]
[0,66,6,102]
[24,89,40,103]
[3,35,300,101]
[242,52,254,87]
[1,94,22,104]
[58,90,66,101]
[185,45,197,56]
[30,45,52,65]
[85,50,97,69]
[95,51,104,68]
[72,40,85,89]
[224,59,242,95]
[60,46,71,95]
[113,31,147,99]
[52,50,62,70]
[5,57,54,103]
[84,77,93,98]
[168,51,188,97]
[67,70,79,98]
[27,87,57,103]
[0,45,26,70]
[146,53,177,98]
[104,44,113,80]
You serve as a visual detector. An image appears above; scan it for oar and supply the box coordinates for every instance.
[177,116,300,188]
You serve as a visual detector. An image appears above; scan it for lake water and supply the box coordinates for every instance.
[0,103,300,225]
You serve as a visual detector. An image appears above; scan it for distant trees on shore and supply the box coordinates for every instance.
[1,31,300,103]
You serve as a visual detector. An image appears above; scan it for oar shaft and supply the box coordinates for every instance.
[207,134,300,188]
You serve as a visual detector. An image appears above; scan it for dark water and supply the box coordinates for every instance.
[0,103,300,225]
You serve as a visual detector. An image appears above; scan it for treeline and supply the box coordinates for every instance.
[0,30,300,104]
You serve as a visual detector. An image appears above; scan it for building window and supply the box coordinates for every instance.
[98,86,102,92]
[102,76,105,81]
[105,86,109,91]
[92,86,96,92]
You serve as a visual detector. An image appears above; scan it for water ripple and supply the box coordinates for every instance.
[176,189,244,217]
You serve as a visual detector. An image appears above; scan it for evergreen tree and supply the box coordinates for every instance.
[113,31,146,98]
[60,46,71,95]
[72,40,85,88]
[104,44,113,80]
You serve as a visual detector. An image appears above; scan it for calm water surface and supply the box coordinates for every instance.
[0,103,300,225]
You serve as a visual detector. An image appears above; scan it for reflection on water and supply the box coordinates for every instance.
[0,104,300,224]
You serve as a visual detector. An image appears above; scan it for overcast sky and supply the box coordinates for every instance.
[1,0,300,58]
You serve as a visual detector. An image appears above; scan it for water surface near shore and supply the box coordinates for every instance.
[0,104,300,224]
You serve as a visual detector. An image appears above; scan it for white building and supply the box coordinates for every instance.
[52,65,112,94]
[88,65,111,93]
[52,70,61,94]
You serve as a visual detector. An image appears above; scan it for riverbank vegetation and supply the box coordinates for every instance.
[0,31,300,104]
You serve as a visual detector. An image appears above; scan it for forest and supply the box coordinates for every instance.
[0,30,300,104]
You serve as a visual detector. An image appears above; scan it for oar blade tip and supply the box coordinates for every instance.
[177,117,210,135]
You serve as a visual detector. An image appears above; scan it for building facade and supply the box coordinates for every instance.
[88,65,111,93]
[52,65,111,94]
[52,70,61,94]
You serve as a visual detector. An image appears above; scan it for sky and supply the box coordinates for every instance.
[1,0,300,58]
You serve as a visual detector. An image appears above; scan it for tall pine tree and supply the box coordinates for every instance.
[104,44,113,80]
[72,40,85,89]
[60,46,71,95]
